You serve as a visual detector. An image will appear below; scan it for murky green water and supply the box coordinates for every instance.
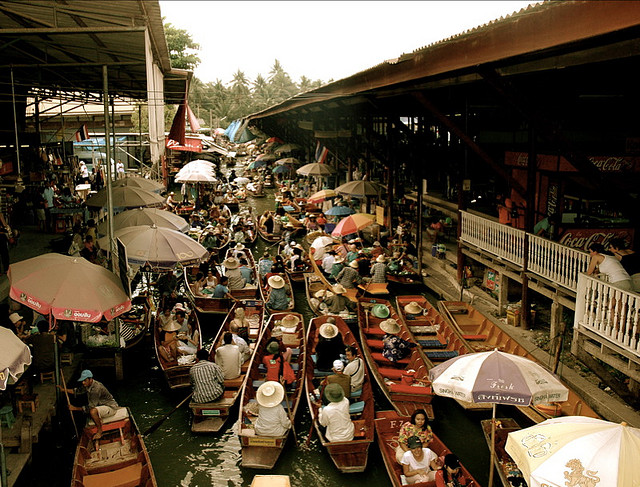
[17,183,531,487]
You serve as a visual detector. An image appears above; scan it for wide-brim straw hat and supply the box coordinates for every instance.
[371,304,390,319]
[348,260,359,269]
[332,284,347,295]
[334,256,344,264]
[376,255,386,263]
[380,318,401,335]
[268,275,285,289]
[235,243,245,250]
[162,320,181,332]
[314,289,326,299]
[324,383,344,403]
[271,326,283,337]
[404,301,423,315]
[223,257,240,269]
[319,323,339,339]
[281,314,300,328]
[256,381,285,408]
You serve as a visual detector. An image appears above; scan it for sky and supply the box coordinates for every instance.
[159,1,537,86]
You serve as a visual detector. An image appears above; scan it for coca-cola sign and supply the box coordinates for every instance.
[558,228,634,251]
[504,151,640,173]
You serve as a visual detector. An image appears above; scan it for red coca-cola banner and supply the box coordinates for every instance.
[558,228,634,251]
[504,151,640,173]
[165,136,202,153]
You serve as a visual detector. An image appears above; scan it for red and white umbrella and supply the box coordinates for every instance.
[331,213,376,236]
[0,327,31,390]
[8,253,131,323]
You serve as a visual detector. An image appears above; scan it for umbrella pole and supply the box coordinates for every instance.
[1,428,7,487]
[488,403,496,487]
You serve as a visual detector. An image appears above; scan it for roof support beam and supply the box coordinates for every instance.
[412,90,527,197]
[0,26,146,35]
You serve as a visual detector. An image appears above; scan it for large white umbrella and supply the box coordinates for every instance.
[97,208,189,235]
[429,350,569,487]
[183,159,216,170]
[506,416,640,487]
[296,162,335,176]
[85,186,165,208]
[97,224,207,269]
[175,167,217,183]
[0,327,31,390]
[311,235,336,250]
[334,180,382,197]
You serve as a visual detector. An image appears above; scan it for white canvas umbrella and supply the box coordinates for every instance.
[334,180,382,197]
[97,207,189,235]
[429,350,569,487]
[85,186,165,208]
[296,162,335,176]
[0,327,31,390]
[506,416,640,487]
[174,168,217,183]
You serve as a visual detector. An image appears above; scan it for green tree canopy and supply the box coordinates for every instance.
[164,21,201,70]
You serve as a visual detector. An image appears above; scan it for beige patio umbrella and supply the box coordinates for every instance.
[274,143,301,154]
[97,208,189,235]
[112,175,164,193]
[334,180,382,197]
[97,224,207,269]
[0,327,31,390]
[174,167,217,183]
[275,157,301,166]
[85,186,165,208]
[296,162,336,176]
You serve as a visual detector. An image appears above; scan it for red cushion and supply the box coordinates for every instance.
[377,367,405,380]
[366,339,384,349]
[364,327,385,336]
[370,352,410,364]
[388,383,432,395]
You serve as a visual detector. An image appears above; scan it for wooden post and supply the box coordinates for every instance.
[521,126,537,330]
[456,180,465,283]
[550,296,563,356]
[115,351,124,381]
[498,272,509,316]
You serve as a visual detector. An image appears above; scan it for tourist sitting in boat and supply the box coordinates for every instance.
[289,247,307,272]
[230,307,250,343]
[250,381,291,437]
[158,321,183,364]
[230,323,252,362]
[401,436,440,484]
[271,255,286,274]
[212,276,232,298]
[315,320,345,372]
[395,409,434,463]
[215,332,243,380]
[233,225,246,244]
[59,369,119,440]
[322,284,355,315]
[329,256,345,281]
[258,252,274,278]
[267,275,290,310]
[190,348,225,404]
[343,345,365,394]
[435,454,467,487]
[223,257,246,290]
[191,272,208,297]
[317,383,354,443]
[369,254,388,283]
[322,250,337,275]
[318,359,351,405]
[336,260,363,289]
[175,311,199,356]
[205,269,218,289]
[263,341,296,386]
[381,319,416,363]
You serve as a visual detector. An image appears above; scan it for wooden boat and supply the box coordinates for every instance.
[238,312,306,469]
[198,225,231,255]
[71,407,157,487]
[256,211,304,243]
[438,301,600,422]
[480,418,526,487]
[304,316,375,473]
[231,209,258,245]
[304,272,357,326]
[223,248,264,301]
[261,272,295,313]
[375,410,480,487]
[153,302,203,389]
[308,255,359,303]
[190,299,265,433]
[277,241,311,283]
[250,476,290,487]
[183,264,232,315]
[119,293,152,349]
[246,182,266,198]
[358,297,435,420]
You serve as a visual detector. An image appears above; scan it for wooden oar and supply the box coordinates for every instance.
[142,392,193,436]
[60,372,79,438]
[282,384,298,446]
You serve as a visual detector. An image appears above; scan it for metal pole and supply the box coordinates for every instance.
[10,68,21,179]
[59,93,66,160]
[103,66,115,270]
[138,103,143,173]
[111,97,116,181]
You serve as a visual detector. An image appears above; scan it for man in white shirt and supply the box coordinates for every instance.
[322,251,336,275]
[343,345,365,393]
[230,323,251,362]
[318,383,354,443]
[215,332,242,379]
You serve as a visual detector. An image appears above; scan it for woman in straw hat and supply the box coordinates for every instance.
[322,284,355,315]
[335,259,363,289]
[403,301,424,318]
[370,254,388,283]
[315,318,345,372]
[158,320,182,364]
[318,383,355,443]
[223,256,246,291]
[380,319,416,363]
[267,275,290,311]
[252,381,291,437]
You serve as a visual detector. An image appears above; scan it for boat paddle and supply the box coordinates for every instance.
[282,382,298,446]
[142,392,193,436]
[60,372,79,439]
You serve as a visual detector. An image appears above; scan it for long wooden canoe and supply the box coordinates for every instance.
[358,297,435,420]
[183,264,232,315]
[238,312,306,469]
[261,272,295,313]
[303,272,357,326]
[190,299,265,433]
[480,418,525,487]
[375,410,480,487]
[277,241,311,284]
[223,248,264,301]
[304,316,374,473]
[438,301,600,421]
[153,301,203,389]
[71,407,157,487]
[119,293,152,350]
[256,211,304,243]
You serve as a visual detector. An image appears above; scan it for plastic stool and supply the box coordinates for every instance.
[60,352,73,365]
[40,371,55,383]
[0,405,15,428]
[16,394,38,413]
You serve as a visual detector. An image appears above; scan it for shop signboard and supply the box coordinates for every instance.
[166,136,202,153]
[504,151,640,173]
[558,228,634,251]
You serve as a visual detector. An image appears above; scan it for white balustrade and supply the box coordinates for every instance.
[459,211,525,267]
[575,273,640,354]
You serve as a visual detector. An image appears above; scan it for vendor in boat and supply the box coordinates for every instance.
[343,345,365,394]
[314,319,345,372]
[271,255,286,275]
[215,332,243,380]
[335,260,363,289]
[381,319,416,363]
[190,349,225,404]
[321,250,336,274]
[266,275,290,310]
[370,240,386,259]
[329,255,345,281]
[233,225,246,244]
[369,254,388,284]
[289,247,307,272]
[322,284,355,315]
[318,359,351,404]
[395,409,434,463]
[263,340,296,386]
[231,242,247,260]
[435,454,468,487]
[165,191,177,210]
[250,381,291,437]
[212,276,233,299]
[317,383,354,443]
[239,258,254,285]
[223,257,246,290]
[281,223,296,244]
[401,436,441,484]
[58,369,118,440]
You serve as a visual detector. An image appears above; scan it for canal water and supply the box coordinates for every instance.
[16,180,531,486]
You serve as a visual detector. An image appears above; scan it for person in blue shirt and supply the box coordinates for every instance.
[266,275,290,310]
[239,257,253,285]
[212,276,231,298]
[258,252,273,278]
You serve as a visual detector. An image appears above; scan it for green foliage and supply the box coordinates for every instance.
[164,21,201,70]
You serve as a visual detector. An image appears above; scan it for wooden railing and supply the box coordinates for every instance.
[574,273,640,355]
[459,211,589,291]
